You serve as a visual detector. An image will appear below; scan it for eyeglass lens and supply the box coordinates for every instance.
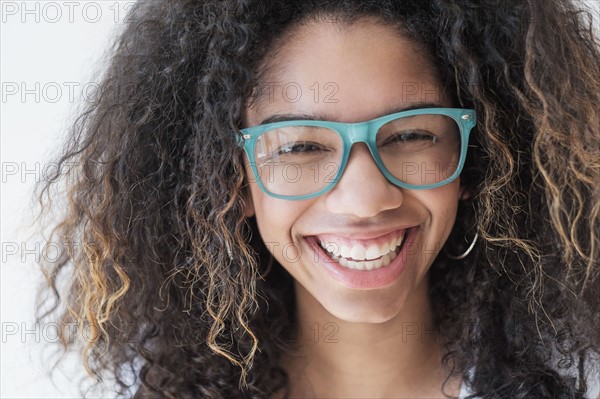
[252,114,461,197]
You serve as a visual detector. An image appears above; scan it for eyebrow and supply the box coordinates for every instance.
[258,101,445,126]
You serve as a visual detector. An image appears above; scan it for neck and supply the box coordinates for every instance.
[279,278,461,398]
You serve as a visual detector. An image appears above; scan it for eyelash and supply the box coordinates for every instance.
[277,142,327,155]
[380,130,438,146]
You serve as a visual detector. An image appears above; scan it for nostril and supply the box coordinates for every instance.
[324,167,404,218]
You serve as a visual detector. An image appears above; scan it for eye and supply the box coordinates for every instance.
[277,141,327,155]
[380,130,438,146]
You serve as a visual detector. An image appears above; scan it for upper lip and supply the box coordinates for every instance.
[306,225,419,241]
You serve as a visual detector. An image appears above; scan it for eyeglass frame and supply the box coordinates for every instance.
[238,107,476,200]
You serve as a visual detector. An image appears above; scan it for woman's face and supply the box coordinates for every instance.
[243,19,464,323]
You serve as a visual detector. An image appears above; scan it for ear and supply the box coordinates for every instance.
[239,149,255,218]
[243,187,255,218]
[459,185,472,201]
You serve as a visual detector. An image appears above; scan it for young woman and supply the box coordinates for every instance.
[35,0,600,398]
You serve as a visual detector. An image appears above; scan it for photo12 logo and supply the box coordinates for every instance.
[1,81,99,104]
[1,1,138,24]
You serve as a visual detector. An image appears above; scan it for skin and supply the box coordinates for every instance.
[243,18,466,398]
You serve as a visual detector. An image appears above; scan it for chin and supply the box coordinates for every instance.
[321,295,404,324]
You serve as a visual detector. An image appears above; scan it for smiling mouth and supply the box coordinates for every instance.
[316,229,408,271]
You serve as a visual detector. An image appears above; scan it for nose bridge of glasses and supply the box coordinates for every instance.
[345,120,372,144]
[343,120,380,163]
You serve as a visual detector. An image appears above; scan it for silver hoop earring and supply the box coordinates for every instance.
[445,232,479,260]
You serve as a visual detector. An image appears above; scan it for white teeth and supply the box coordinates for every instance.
[319,231,406,271]
[381,242,391,254]
[340,244,352,259]
[324,242,339,256]
[365,244,380,260]
[350,259,365,270]
[338,257,349,268]
[350,245,366,261]
[381,253,391,267]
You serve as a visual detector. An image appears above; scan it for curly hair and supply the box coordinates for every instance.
[34,0,600,398]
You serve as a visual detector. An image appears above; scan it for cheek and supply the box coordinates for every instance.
[247,182,302,246]
[435,188,460,218]
[420,184,461,239]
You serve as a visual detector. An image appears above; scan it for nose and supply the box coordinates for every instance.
[324,143,404,217]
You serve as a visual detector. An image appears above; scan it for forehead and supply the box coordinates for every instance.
[245,18,448,125]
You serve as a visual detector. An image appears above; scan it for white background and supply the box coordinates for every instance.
[1,1,599,398]
[2,1,131,397]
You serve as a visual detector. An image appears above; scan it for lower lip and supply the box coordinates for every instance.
[305,227,419,290]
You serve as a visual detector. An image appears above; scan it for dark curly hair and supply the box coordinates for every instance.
[34,0,600,398]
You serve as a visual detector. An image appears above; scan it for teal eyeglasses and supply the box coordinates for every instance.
[238,108,476,200]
